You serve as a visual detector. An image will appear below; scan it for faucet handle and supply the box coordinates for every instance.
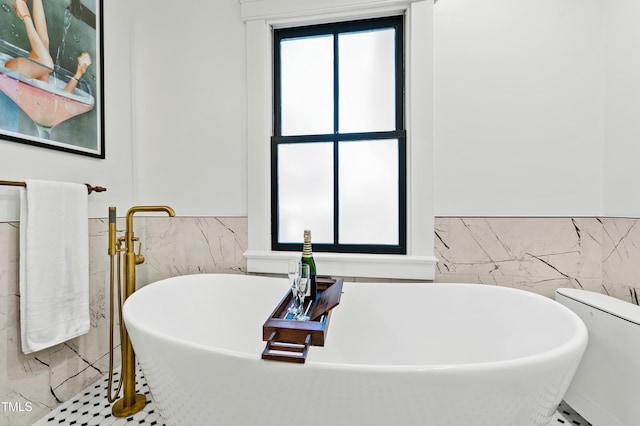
[135,242,145,265]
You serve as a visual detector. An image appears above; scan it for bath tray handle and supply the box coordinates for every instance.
[262,331,311,364]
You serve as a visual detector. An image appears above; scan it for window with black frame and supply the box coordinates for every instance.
[272,15,406,254]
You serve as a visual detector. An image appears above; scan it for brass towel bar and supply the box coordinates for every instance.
[0,180,106,194]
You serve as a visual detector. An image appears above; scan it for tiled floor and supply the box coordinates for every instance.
[555,402,592,425]
[33,368,591,426]
[32,367,163,426]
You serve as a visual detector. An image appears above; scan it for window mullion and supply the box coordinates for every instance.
[333,32,340,246]
[333,32,340,248]
[333,138,339,248]
[395,19,404,131]
[333,32,340,135]
[273,130,404,144]
[273,33,283,137]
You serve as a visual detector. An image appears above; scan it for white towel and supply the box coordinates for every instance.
[19,179,90,354]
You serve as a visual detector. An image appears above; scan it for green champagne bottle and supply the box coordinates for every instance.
[301,229,317,300]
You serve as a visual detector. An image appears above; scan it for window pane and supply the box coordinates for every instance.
[280,35,334,136]
[278,142,334,243]
[339,139,399,245]
[338,29,396,133]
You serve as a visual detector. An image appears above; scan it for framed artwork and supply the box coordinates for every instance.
[0,0,104,158]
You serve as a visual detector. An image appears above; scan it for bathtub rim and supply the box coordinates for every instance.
[123,273,588,373]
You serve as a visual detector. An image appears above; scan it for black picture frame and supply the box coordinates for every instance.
[0,0,104,158]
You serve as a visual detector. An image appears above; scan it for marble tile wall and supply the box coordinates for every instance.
[3,215,640,425]
[136,217,248,286]
[601,217,640,303]
[0,216,247,426]
[434,217,640,304]
[0,219,114,426]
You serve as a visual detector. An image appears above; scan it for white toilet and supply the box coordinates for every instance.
[556,288,640,426]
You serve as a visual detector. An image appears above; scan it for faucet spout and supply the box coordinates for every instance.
[125,205,175,224]
[125,205,175,249]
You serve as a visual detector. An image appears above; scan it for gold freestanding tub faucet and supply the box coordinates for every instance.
[107,205,175,417]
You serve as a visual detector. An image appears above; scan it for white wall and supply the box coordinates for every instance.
[0,0,247,221]
[130,0,640,219]
[130,0,247,217]
[3,0,640,221]
[0,0,135,221]
[433,0,605,217]
[603,0,640,217]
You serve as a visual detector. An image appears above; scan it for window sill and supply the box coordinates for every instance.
[244,250,437,280]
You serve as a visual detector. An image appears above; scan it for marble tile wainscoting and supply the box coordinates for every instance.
[0,217,247,426]
[435,217,640,303]
[2,215,640,425]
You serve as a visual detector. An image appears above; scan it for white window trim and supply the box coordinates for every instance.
[241,0,437,280]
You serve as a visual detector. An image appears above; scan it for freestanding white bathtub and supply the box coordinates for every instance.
[123,274,587,426]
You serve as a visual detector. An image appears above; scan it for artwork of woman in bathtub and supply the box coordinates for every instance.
[0,0,104,158]
[6,0,91,90]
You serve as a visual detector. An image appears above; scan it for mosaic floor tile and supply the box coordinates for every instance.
[32,367,166,426]
[553,401,593,425]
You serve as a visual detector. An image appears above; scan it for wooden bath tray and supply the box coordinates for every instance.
[262,277,343,364]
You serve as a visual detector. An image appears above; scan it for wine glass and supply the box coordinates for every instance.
[287,260,301,315]
[294,263,310,321]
